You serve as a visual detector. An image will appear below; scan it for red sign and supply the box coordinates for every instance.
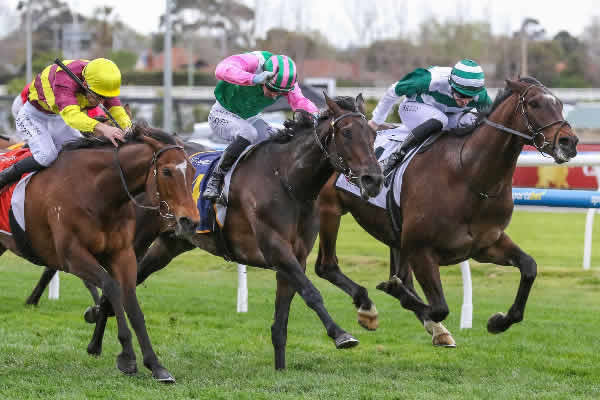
[514,144,600,189]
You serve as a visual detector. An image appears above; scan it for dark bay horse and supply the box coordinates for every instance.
[84,94,383,370]
[0,125,200,382]
[315,78,578,346]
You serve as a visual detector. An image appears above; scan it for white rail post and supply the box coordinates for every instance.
[236,264,248,313]
[459,261,473,329]
[48,272,60,300]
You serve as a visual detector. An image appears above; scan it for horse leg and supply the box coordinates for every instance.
[271,272,296,370]
[64,243,138,376]
[473,232,537,334]
[25,267,55,305]
[111,248,175,383]
[315,204,377,331]
[259,231,358,360]
[390,247,455,347]
[86,234,193,357]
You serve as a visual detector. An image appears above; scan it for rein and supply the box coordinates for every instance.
[463,84,569,200]
[314,111,366,184]
[114,144,185,218]
[482,84,569,156]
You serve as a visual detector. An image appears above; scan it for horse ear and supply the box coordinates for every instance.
[324,91,343,115]
[172,132,185,148]
[505,79,527,94]
[355,93,366,114]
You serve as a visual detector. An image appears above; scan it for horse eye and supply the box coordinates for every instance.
[529,100,539,108]
[342,129,352,139]
[162,167,172,177]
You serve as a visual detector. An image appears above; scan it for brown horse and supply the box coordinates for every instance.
[83,94,383,370]
[24,141,210,310]
[0,124,200,382]
[315,77,578,346]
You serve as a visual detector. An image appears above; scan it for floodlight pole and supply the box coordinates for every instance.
[25,0,32,83]
[163,0,173,132]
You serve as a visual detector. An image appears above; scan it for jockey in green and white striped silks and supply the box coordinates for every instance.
[449,59,486,97]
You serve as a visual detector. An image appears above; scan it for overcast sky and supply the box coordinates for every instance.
[1,0,598,47]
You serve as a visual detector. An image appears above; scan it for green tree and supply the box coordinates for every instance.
[108,50,138,72]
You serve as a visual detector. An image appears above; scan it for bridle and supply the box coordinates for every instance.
[313,111,367,185]
[114,144,185,219]
[483,84,570,156]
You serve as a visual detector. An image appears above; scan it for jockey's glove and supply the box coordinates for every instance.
[252,71,275,85]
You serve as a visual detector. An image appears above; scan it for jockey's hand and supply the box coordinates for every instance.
[252,71,275,85]
[94,123,126,147]
[368,120,380,131]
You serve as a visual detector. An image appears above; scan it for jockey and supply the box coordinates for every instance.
[12,82,106,126]
[202,51,319,201]
[0,58,131,190]
[369,59,493,177]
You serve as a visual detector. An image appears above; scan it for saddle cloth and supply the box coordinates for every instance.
[0,147,35,234]
[190,144,258,233]
[190,150,223,233]
[335,124,440,208]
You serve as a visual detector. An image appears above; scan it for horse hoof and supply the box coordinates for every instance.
[84,305,100,324]
[117,355,138,376]
[335,333,359,349]
[357,306,379,331]
[375,276,402,293]
[487,312,508,334]
[87,343,102,357]
[152,367,176,383]
[433,333,457,348]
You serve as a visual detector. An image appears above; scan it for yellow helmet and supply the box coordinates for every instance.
[82,58,121,98]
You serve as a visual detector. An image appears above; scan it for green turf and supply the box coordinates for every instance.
[1,210,599,399]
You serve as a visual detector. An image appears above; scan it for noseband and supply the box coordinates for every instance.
[314,111,367,184]
[483,84,569,155]
[114,144,185,219]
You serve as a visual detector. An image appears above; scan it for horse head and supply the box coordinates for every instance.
[133,124,200,236]
[322,93,383,199]
[505,78,578,163]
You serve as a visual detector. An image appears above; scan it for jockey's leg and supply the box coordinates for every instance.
[382,118,443,177]
[382,102,448,179]
[203,105,257,200]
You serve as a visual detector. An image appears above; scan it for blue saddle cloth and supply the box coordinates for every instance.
[189,150,223,233]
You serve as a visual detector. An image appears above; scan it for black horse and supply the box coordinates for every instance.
[81,95,383,370]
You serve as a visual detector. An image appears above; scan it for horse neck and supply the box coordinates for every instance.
[95,143,155,210]
[461,95,526,189]
[283,122,335,202]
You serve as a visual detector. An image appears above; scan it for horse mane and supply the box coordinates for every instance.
[275,96,359,139]
[61,121,177,151]
[448,76,544,137]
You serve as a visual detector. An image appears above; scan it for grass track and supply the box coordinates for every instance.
[0,210,599,399]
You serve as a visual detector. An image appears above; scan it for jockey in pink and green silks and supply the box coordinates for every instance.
[203,51,319,201]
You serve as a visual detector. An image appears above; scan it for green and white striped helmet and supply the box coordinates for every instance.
[449,59,485,97]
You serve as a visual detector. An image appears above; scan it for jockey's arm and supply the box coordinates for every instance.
[286,83,319,115]
[370,83,402,127]
[103,97,132,130]
[215,54,260,86]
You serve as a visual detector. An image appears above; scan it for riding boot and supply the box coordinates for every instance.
[0,155,44,191]
[382,118,443,177]
[202,136,251,200]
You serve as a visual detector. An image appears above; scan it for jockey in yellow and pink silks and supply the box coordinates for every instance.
[0,58,131,190]
[202,51,319,201]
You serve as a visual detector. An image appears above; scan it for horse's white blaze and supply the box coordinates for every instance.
[542,93,558,104]
[176,160,188,188]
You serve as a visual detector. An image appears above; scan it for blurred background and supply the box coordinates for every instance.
[1,0,600,145]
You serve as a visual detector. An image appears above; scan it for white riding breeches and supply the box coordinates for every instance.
[208,101,277,145]
[398,100,477,132]
[15,102,83,166]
